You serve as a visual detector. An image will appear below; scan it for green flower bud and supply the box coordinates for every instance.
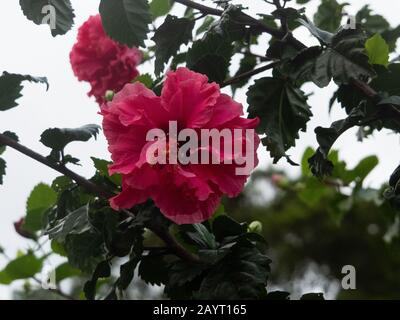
[105,90,115,102]
[248,220,263,234]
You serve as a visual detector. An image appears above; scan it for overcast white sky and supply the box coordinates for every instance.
[0,0,399,298]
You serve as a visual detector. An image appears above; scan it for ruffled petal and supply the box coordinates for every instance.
[161,67,220,128]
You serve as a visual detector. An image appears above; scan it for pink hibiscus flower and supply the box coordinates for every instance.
[70,15,142,105]
[101,67,260,224]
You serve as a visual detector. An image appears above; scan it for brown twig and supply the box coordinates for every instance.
[221,61,281,88]
[351,78,378,98]
[173,0,305,50]
[176,0,398,119]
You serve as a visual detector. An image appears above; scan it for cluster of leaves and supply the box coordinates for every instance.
[1,165,273,299]
[13,0,400,178]
[0,72,48,184]
[227,147,399,299]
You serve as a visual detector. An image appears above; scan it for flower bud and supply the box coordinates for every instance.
[248,220,263,234]
[105,90,115,102]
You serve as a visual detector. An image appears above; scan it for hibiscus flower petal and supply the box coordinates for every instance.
[161,67,220,128]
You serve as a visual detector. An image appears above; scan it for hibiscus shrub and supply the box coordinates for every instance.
[0,0,399,300]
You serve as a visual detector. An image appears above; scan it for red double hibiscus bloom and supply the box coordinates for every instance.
[101,67,260,224]
[70,15,142,105]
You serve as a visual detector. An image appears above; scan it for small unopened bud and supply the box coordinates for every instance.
[105,90,115,102]
[248,220,263,234]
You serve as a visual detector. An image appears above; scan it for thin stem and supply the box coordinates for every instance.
[240,50,271,61]
[0,134,113,199]
[221,61,281,88]
[352,78,400,121]
[0,133,200,264]
[273,0,288,33]
[173,0,223,16]
[173,0,306,49]
[351,78,378,98]
[273,0,282,8]
[150,226,200,263]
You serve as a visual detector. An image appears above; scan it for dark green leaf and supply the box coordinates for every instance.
[99,0,151,47]
[139,254,169,285]
[266,39,300,61]
[187,32,233,83]
[272,7,304,31]
[84,260,111,300]
[195,243,271,299]
[382,25,400,53]
[19,0,75,36]
[309,106,366,177]
[212,6,248,42]
[301,147,315,176]
[357,5,389,34]
[51,240,67,257]
[55,262,81,283]
[335,84,366,114]
[91,157,121,186]
[118,254,141,290]
[300,292,325,300]
[40,124,100,152]
[332,78,396,135]
[167,260,207,289]
[351,155,378,185]
[212,215,246,242]
[182,224,217,249]
[149,0,172,18]
[0,72,48,111]
[231,55,257,93]
[196,16,215,35]
[64,230,105,273]
[133,73,154,89]
[377,96,400,107]
[247,77,312,164]
[371,64,400,96]
[313,0,347,32]
[24,183,57,233]
[153,15,194,75]
[356,5,400,52]
[0,253,43,284]
[290,28,375,87]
